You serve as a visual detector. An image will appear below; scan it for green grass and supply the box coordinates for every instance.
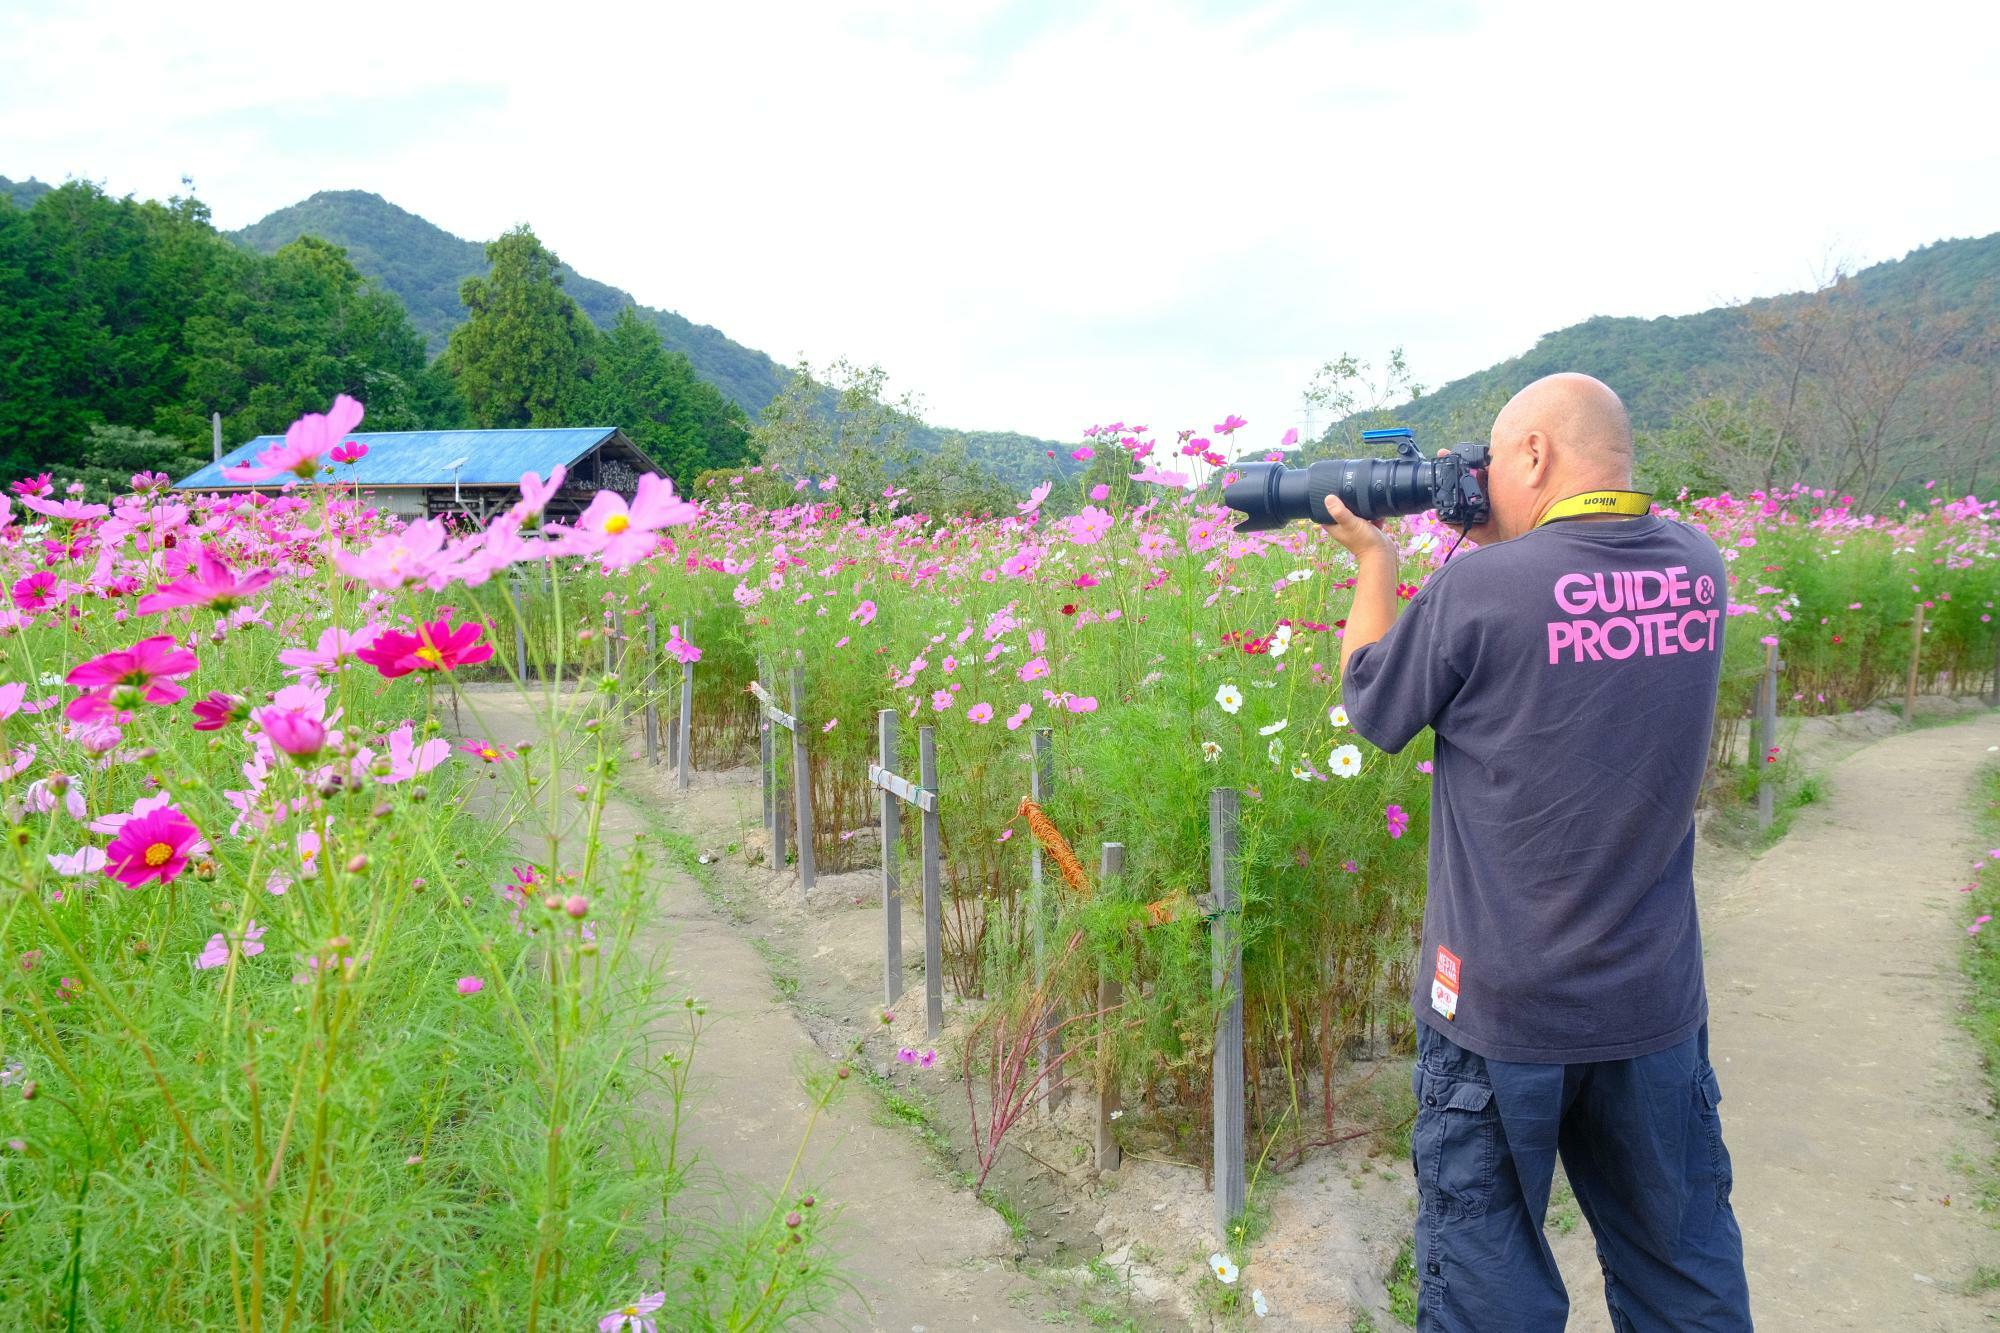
[747,934,800,1001]
[1387,1240,1419,1326]
[859,1068,959,1175]
[1959,761,2000,1210]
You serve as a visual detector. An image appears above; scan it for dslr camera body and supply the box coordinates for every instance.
[1223,428,1490,533]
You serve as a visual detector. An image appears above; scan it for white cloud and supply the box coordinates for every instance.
[5,0,1997,447]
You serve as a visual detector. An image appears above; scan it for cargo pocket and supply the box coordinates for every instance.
[1695,1062,1732,1210]
[1412,1068,1497,1218]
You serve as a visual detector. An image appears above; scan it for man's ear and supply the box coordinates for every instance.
[1522,430,1551,486]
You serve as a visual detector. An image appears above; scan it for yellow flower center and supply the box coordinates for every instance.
[415,646,445,666]
[144,842,173,867]
[479,748,498,760]
[604,514,631,535]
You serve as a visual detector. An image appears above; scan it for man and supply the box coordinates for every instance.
[1330,373,1752,1331]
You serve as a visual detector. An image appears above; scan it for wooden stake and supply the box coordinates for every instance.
[1903,602,1926,725]
[878,709,903,1010]
[790,658,816,897]
[643,613,660,766]
[1097,842,1124,1172]
[1209,788,1245,1237]
[510,581,529,683]
[677,660,693,790]
[1756,641,1778,830]
[920,725,944,1040]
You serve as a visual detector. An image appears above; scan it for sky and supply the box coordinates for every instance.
[6,0,1999,448]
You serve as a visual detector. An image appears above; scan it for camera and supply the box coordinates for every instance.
[1222,428,1491,533]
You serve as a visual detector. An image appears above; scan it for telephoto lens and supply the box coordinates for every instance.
[1222,429,1489,532]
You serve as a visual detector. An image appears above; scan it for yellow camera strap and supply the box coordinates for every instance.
[1536,489,1654,528]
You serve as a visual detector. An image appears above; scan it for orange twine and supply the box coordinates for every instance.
[1017,798,1091,896]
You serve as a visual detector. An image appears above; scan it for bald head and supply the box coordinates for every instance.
[1493,373,1634,484]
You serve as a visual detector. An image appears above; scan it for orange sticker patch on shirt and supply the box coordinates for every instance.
[1430,945,1461,1021]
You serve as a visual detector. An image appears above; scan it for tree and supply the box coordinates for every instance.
[442,227,594,428]
[751,358,923,507]
[63,423,211,501]
[581,307,751,486]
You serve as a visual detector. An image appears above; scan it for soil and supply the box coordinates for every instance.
[460,684,2000,1329]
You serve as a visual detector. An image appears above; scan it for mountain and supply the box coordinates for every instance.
[233,190,788,414]
[1361,230,2000,437]
[1,175,53,211]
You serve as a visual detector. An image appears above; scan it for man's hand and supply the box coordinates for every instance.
[1321,494,1399,563]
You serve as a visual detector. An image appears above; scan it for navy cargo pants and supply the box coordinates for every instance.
[1410,1021,1752,1331]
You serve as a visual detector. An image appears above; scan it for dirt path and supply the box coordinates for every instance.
[1551,711,2000,1330]
[458,690,1071,1333]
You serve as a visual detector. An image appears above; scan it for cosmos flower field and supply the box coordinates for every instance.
[0,396,1992,1326]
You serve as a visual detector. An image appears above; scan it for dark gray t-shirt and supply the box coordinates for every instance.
[1344,514,1728,1063]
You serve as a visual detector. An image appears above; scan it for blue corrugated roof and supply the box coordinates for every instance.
[174,427,630,491]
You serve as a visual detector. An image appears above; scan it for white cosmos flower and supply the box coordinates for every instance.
[1285,568,1311,583]
[1208,1252,1238,1285]
[1252,1288,1269,1317]
[1329,744,1362,778]
[1201,740,1223,763]
[1267,738,1284,765]
[1329,704,1349,728]
[1269,624,1292,658]
[1258,719,1287,736]
[1215,684,1243,714]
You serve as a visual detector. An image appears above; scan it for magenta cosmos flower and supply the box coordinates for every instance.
[598,1292,666,1332]
[1385,804,1411,840]
[222,393,363,484]
[65,634,200,722]
[356,617,494,679]
[103,804,205,888]
[560,474,698,569]
[191,691,247,731]
[456,738,516,764]
[136,547,277,616]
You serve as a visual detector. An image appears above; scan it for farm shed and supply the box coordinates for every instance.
[173,427,663,522]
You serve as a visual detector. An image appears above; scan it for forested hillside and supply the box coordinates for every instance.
[1313,231,2000,505]
[235,191,790,414]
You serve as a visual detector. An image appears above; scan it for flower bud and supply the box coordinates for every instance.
[345,854,369,874]
[543,895,564,912]
[19,1080,36,1101]
[564,895,589,919]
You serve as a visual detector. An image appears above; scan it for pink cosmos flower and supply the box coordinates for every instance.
[1071,447,1095,462]
[1279,427,1299,448]
[329,441,368,465]
[65,634,200,722]
[0,682,54,721]
[255,706,326,758]
[48,846,107,877]
[919,1049,937,1069]
[381,723,450,782]
[332,519,453,591]
[599,1293,667,1333]
[457,738,517,764]
[1064,696,1098,714]
[136,548,277,615]
[1017,481,1053,515]
[194,921,266,971]
[457,976,485,995]
[16,495,108,521]
[1089,484,1110,502]
[356,617,494,678]
[1018,657,1050,683]
[558,474,699,569]
[967,702,994,724]
[103,803,206,889]
[508,464,567,525]
[1131,466,1192,490]
[1385,804,1411,840]
[1005,703,1033,731]
[665,624,701,665]
[221,394,363,484]
[1215,414,1248,434]
[822,717,838,733]
[278,624,382,680]
[817,474,839,492]
[931,689,953,712]
[850,599,878,627]
[10,473,51,498]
